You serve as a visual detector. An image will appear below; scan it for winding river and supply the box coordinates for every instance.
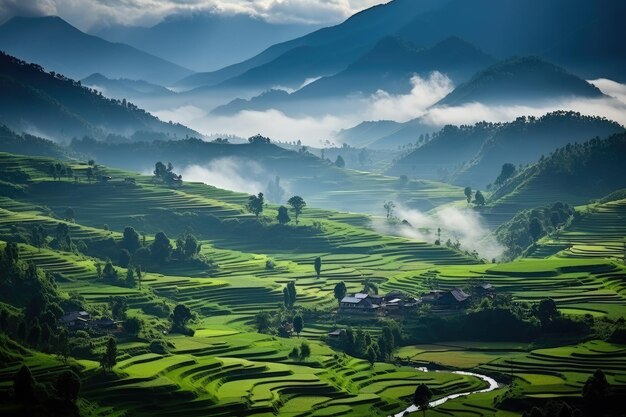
[392,369,502,417]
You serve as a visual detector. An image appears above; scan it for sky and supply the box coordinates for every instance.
[0,0,386,30]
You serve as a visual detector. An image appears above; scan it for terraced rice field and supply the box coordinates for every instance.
[0,152,624,416]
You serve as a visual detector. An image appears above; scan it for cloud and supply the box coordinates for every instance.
[362,72,454,122]
[0,0,385,30]
[373,204,504,260]
[153,105,352,146]
[0,0,57,22]
[180,157,266,194]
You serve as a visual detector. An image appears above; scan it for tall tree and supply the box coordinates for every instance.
[151,232,172,263]
[583,369,610,409]
[334,282,347,304]
[495,163,517,186]
[383,201,395,219]
[246,193,265,218]
[314,257,322,279]
[100,337,117,371]
[474,190,486,207]
[172,304,192,328]
[464,187,472,204]
[287,196,307,225]
[293,315,303,338]
[122,226,141,253]
[413,384,433,417]
[30,224,47,252]
[335,155,345,168]
[277,206,291,225]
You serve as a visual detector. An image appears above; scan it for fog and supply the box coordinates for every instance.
[179,157,268,195]
[148,76,626,147]
[373,204,504,260]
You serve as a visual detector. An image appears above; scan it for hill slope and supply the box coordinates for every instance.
[436,57,604,106]
[0,51,198,141]
[388,112,624,186]
[0,16,193,85]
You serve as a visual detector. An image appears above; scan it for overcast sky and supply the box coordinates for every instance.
[0,0,387,30]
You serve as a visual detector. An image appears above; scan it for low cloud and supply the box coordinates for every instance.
[363,72,454,122]
[154,105,351,146]
[373,204,504,260]
[180,157,267,195]
[0,0,56,22]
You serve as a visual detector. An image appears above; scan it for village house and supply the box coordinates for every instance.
[59,311,90,330]
[339,293,380,313]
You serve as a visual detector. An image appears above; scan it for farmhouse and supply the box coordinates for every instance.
[339,294,380,313]
[437,288,470,307]
[59,311,90,330]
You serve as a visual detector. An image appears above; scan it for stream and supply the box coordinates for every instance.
[392,368,502,417]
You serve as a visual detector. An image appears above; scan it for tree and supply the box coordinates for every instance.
[135,266,142,289]
[151,232,172,263]
[582,369,610,408]
[277,206,291,225]
[55,370,81,402]
[125,267,136,287]
[366,345,377,365]
[30,224,47,252]
[474,190,486,207]
[413,384,433,417]
[495,163,517,186]
[172,304,192,328]
[266,176,285,203]
[123,317,142,336]
[122,227,141,253]
[299,342,311,360]
[529,218,544,241]
[287,196,307,225]
[383,201,395,219]
[246,192,265,218]
[57,328,70,363]
[255,311,271,333]
[55,222,72,251]
[293,315,303,338]
[13,365,35,403]
[363,279,378,295]
[283,281,297,308]
[119,249,131,268]
[314,257,322,279]
[27,318,41,346]
[109,296,128,320]
[100,337,117,371]
[536,298,559,326]
[334,282,347,304]
[335,155,345,168]
[65,207,75,222]
[183,234,201,259]
[464,187,472,205]
[102,261,118,282]
[289,347,300,360]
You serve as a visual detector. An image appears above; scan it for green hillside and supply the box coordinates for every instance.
[0,151,624,417]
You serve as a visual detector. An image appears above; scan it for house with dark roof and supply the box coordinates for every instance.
[340,294,380,313]
[59,311,90,330]
[438,288,470,307]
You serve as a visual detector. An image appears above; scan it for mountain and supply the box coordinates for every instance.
[211,36,494,116]
[211,89,290,116]
[387,112,624,186]
[336,120,404,148]
[436,57,604,107]
[81,73,175,101]
[176,0,451,90]
[0,16,193,85]
[397,0,626,81]
[451,112,625,187]
[295,36,494,99]
[489,132,626,210]
[94,13,321,72]
[387,122,499,180]
[0,51,198,141]
[0,124,71,160]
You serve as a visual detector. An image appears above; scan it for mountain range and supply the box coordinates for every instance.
[0,51,198,142]
[94,13,321,72]
[0,16,193,85]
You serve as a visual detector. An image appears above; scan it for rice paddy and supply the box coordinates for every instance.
[0,151,624,416]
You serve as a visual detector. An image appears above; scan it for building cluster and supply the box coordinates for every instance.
[59,310,119,332]
[339,283,494,314]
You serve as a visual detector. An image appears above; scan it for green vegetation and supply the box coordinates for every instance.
[0,151,623,417]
